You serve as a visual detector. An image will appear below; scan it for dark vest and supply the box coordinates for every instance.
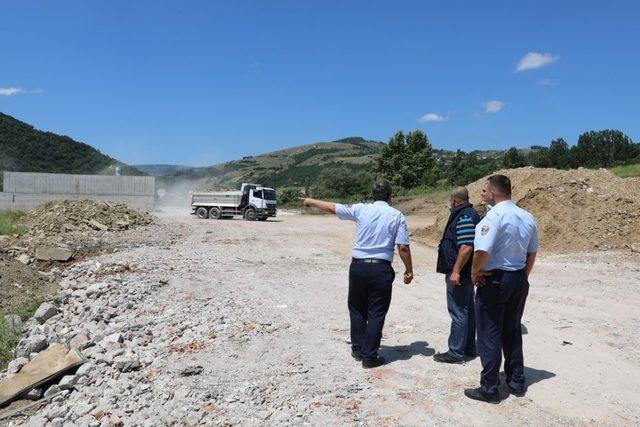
[436,203,480,275]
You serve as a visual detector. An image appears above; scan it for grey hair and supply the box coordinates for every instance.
[372,180,392,201]
[452,186,469,203]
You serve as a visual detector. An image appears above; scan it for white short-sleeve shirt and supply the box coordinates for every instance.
[474,200,538,271]
[335,201,410,262]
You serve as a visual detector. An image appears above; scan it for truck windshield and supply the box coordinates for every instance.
[263,189,276,200]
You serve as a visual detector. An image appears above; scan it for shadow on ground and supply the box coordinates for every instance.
[379,341,435,363]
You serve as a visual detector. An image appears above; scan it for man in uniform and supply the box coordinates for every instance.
[302,180,413,368]
[434,187,480,364]
[465,174,538,403]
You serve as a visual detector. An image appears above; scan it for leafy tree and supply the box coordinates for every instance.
[573,130,636,167]
[311,167,372,199]
[547,138,571,168]
[502,147,527,169]
[527,148,551,168]
[376,130,438,188]
[447,149,466,185]
[277,188,302,204]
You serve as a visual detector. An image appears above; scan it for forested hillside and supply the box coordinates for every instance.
[0,113,142,177]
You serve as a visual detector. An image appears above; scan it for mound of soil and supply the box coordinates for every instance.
[416,167,640,252]
[22,200,154,236]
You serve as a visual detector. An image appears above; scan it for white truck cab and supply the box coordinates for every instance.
[190,183,277,221]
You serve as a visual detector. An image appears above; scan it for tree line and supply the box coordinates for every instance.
[292,128,639,202]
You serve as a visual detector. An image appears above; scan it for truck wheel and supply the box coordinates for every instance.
[244,208,256,221]
[258,217,267,221]
[209,207,221,219]
[196,207,208,219]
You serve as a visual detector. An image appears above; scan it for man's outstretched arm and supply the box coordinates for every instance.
[302,198,336,214]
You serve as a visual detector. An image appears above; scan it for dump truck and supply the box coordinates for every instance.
[190,183,277,221]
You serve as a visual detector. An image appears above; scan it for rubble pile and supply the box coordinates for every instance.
[0,251,334,425]
[418,167,640,252]
[23,200,154,235]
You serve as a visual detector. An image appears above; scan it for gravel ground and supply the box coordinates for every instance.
[3,211,640,426]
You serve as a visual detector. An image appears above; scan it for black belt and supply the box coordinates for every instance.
[351,258,391,265]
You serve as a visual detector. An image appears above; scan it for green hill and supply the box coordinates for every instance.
[0,112,143,177]
[168,137,383,189]
[132,164,194,176]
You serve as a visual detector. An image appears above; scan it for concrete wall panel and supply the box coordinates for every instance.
[3,172,155,196]
[1,172,155,211]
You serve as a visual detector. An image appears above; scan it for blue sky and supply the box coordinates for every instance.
[1,1,638,166]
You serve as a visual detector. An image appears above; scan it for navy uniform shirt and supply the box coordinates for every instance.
[335,201,410,262]
[474,200,539,271]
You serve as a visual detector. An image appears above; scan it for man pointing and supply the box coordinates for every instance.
[302,179,413,368]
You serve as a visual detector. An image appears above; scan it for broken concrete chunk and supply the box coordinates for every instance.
[14,334,48,358]
[35,246,74,261]
[34,302,61,324]
[101,333,124,345]
[44,384,62,397]
[0,344,84,407]
[16,253,32,264]
[69,333,91,350]
[7,357,29,374]
[178,365,204,377]
[113,355,141,372]
[88,219,109,231]
[58,374,78,390]
[23,387,43,401]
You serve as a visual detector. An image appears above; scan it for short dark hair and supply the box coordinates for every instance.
[372,179,392,201]
[487,174,512,196]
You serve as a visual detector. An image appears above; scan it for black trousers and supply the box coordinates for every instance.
[348,262,395,361]
[475,269,529,395]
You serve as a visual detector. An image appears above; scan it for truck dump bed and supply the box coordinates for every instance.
[190,191,242,207]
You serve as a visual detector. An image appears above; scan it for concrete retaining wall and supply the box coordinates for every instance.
[0,172,155,212]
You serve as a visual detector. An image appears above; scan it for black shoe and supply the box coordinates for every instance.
[362,356,386,369]
[351,351,363,362]
[433,352,463,364]
[464,387,500,404]
[464,351,477,359]
[508,386,526,397]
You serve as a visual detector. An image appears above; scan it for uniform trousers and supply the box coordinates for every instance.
[475,268,529,395]
[348,261,395,361]
[445,272,476,359]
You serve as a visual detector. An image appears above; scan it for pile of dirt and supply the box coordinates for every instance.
[22,200,154,235]
[416,167,640,252]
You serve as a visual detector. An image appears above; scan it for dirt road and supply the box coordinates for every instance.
[10,211,640,425]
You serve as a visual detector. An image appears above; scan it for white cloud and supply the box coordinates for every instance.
[516,52,559,72]
[0,87,42,96]
[418,113,448,123]
[483,100,505,113]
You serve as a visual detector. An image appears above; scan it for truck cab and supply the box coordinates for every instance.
[190,183,277,221]
[240,183,277,220]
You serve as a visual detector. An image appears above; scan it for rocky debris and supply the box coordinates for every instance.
[6,357,29,374]
[35,246,74,261]
[16,253,32,265]
[2,218,370,426]
[23,199,154,236]
[14,334,48,358]
[58,374,78,390]
[418,167,640,252]
[33,302,61,324]
[178,365,203,377]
